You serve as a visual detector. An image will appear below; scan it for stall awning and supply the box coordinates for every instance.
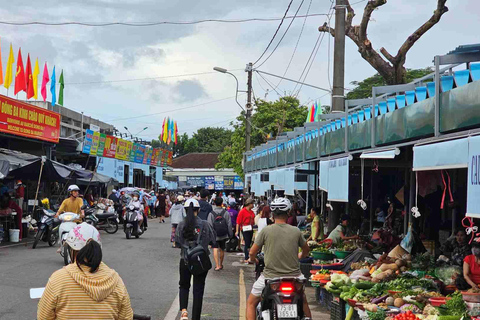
[413,138,468,171]
[327,157,349,202]
[360,148,400,159]
[319,161,329,191]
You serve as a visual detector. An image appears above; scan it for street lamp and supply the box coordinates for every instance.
[135,127,148,135]
[213,67,245,112]
[124,126,133,136]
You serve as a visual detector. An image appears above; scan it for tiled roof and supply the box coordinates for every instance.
[171,153,220,169]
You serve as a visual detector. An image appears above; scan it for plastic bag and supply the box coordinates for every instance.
[400,224,414,253]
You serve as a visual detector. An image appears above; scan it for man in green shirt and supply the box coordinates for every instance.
[246,197,312,320]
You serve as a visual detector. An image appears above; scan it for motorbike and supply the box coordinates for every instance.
[255,254,309,320]
[53,212,80,265]
[85,204,119,234]
[124,204,145,239]
[32,208,60,249]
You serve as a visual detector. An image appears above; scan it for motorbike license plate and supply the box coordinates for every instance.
[277,304,297,318]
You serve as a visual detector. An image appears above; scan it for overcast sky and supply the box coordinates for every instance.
[0,0,477,139]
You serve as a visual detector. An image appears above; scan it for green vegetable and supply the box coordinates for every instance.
[366,309,386,320]
[438,316,462,320]
[354,281,375,290]
[442,291,467,317]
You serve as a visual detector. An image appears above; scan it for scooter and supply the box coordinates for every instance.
[53,212,80,265]
[85,206,119,234]
[32,208,60,249]
[255,254,309,320]
[124,204,145,239]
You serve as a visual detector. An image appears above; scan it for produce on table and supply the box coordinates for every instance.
[392,311,420,320]
[394,298,405,308]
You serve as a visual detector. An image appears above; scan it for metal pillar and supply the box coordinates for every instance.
[332,0,346,113]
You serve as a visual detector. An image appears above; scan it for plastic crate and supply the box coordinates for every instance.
[300,262,313,287]
[318,288,333,311]
[330,298,346,320]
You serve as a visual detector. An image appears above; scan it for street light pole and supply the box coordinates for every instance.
[245,62,253,152]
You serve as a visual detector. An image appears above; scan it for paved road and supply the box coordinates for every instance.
[0,217,258,320]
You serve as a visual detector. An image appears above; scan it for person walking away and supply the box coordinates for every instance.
[307,207,324,242]
[155,190,167,223]
[14,180,25,212]
[108,189,119,204]
[175,198,216,320]
[37,223,133,320]
[255,206,273,234]
[170,195,186,248]
[55,185,85,252]
[197,189,212,221]
[327,215,359,245]
[287,202,299,227]
[236,198,255,264]
[227,202,241,251]
[207,197,233,270]
[148,191,157,218]
[246,197,312,320]
[0,192,23,241]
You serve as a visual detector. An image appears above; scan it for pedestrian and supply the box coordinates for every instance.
[37,223,133,320]
[14,180,25,212]
[170,195,186,248]
[148,191,157,218]
[175,198,216,320]
[236,198,255,264]
[306,207,324,242]
[155,190,167,223]
[0,192,23,241]
[255,205,273,234]
[207,197,233,270]
[227,201,241,252]
[197,189,212,221]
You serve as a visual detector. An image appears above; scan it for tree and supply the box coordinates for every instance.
[216,96,308,176]
[170,127,233,157]
[346,68,433,99]
[318,0,448,85]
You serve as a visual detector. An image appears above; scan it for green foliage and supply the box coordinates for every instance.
[169,127,232,157]
[216,96,308,177]
[346,68,433,100]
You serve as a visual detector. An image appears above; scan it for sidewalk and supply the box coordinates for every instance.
[305,286,330,320]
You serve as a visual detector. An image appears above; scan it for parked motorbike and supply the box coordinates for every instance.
[53,212,80,265]
[32,208,60,249]
[124,204,145,239]
[85,205,119,234]
[255,254,308,320]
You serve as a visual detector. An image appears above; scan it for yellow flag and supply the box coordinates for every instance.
[4,44,14,89]
[33,58,39,99]
[0,38,3,85]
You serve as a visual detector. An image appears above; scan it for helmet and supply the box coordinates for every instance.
[68,185,80,193]
[270,197,292,212]
[112,189,117,193]
[184,198,200,208]
[66,222,101,251]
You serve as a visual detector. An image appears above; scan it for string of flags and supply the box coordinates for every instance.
[161,117,178,145]
[1,39,64,106]
[306,101,323,123]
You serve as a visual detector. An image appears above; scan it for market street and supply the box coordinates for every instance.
[0,218,254,320]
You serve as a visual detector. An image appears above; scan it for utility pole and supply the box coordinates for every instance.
[245,62,253,152]
[332,0,346,113]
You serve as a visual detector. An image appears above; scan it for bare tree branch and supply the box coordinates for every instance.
[359,0,387,43]
[318,22,335,37]
[396,0,448,59]
[344,0,355,31]
[380,47,396,64]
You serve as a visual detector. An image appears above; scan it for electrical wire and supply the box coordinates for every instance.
[65,69,243,85]
[256,71,284,97]
[255,0,305,69]
[291,32,323,96]
[252,0,295,66]
[0,13,329,27]
[272,0,312,90]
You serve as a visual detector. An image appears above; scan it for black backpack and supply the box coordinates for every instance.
[212,210,229,237]
[184,223,212,275]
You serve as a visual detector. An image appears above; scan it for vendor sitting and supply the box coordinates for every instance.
[440,229,470,266]
[327,215,359,245]
[459,241,480,290]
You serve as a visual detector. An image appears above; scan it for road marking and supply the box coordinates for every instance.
[0,241,32,249]
[239,269,246,320]
[164,292,180,320]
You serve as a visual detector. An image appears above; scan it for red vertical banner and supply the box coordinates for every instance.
[103,135,117,158]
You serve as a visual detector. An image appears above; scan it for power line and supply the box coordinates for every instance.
[255,0,305,68]
[2,13,329,27]
[273,0,313,90]
[252,0,295,66]
[65,69,243,85]
[256,72,284,97]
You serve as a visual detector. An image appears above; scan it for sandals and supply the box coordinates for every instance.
[180,310,188,320]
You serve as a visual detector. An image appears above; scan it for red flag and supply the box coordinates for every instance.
[41,63,49,101]
[309,104,315,122]
[14,48,26,95]
[26,54,34,99]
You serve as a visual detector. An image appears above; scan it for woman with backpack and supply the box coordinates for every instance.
[175,198,216,320]
[207,197,233,271]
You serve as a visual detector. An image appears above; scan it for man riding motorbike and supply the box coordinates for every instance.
[54,185,85,253]
[246,197,312,320]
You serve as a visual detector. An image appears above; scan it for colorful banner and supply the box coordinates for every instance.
[129,143,138,162]
[0,94,60,143]
[125,141,133,161]
[97,133,106,156]
[142,147,151,164]
[223,176,234,189]
[103,135,117,158]
[167,150,173,165]
[82,129,93,154]
[151,148,159,166]
[160,149,166,166]
[186,176,205,187]
[234,176,244,190]
[90,131,101,155]
[135,144,145,163]
[115,138,128,160]
[205,176,215,190]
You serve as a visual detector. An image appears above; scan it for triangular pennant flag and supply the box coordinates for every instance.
[161,118,166,142]
[163,117,168,143]
[174,121,178,145]
[33,59,39,100]
[306,105,312,123]
[0,38,4,86]
[50,66,56,106]
[4,44,14,89]
[26,54,34,99]
[14,48,26,95]
[41,62,49,101]
[58,70,64,105]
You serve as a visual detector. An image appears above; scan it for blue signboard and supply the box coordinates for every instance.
[82,129,93,154]
[234,176,244,190]
[205,176,215,190]
[187,176,205,187]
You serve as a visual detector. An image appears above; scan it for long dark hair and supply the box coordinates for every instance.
[75,240,102,273]
[183,203,197,241]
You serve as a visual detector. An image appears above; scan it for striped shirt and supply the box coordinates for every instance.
[37,262,133,320]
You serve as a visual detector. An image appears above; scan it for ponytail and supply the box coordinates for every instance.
[75,239,102,273]
[183,202,196,241]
